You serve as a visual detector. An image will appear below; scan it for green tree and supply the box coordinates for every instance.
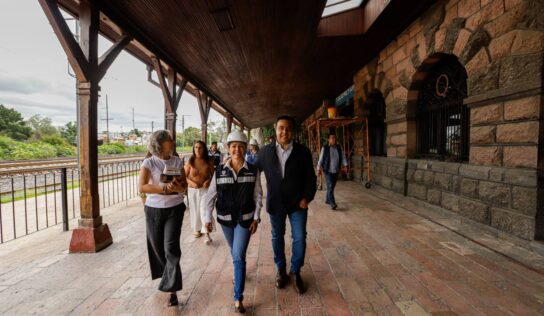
[181,126,201,147]
[0,105,32,141]
[129,128,142,137]
[28,115,58,140]
[207,120,226,144]
[60,121,78,145]
[262,124,275,139]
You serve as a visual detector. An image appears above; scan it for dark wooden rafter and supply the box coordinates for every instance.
[38,0,90,80]
[196,90,212,141]
[176,78,188,106]
[151,56,188,143]
[151,57,187,112]
[151,57,174,113]
[40,0,132,82]
[226,114,233,135]
[98,34,133,81]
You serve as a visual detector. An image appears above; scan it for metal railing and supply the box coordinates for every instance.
[0,158,143,244]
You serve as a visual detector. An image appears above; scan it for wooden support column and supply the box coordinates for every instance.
[226,114,233,135]
[197,90,212,142]
[39,0,132,253]
[151,57,187,150]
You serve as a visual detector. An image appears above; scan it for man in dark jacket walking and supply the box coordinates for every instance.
[317,133,348,210]
[254,115,317,294]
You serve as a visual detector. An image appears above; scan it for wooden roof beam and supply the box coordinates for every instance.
[39,0,90,80]
[98,34,133,81]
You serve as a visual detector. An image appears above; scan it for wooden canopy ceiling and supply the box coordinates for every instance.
[58,0,435,128]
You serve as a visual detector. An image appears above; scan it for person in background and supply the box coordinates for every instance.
[204,130,263,313]
[245,139,259,164]
[316,133,348,210]
[209,141,222,169]
[254,115,317,294]
[185,141,215,244]
[139,130,188,306]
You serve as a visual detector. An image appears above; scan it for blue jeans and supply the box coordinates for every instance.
[324,172,338,205]
[269,208,308,273]
[220,224,251,302]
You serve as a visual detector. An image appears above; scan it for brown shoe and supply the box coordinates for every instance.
[290,272,305,294]
[234,301,246,313]
[276,268,288,289]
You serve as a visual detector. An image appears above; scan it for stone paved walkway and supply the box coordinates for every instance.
[1,180,544,315]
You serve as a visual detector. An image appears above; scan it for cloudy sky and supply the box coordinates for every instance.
[0,1,224,133]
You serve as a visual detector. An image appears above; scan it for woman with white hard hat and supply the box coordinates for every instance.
[204,130,263,313]
[245,139,259,164]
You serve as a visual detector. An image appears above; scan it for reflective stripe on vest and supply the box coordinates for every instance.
[217,214,232,221]
[241,212,255,221]
[237,176,256,183]
[217,177,235,185]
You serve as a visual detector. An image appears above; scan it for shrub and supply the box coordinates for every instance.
[98,143,127,155]
[41,135,70,146]
[125,145,147,154]
[8,142,58,160]
[55,145,76,157]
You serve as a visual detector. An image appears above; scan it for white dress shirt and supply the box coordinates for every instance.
[275,141,293,178]
[204,159,263,223]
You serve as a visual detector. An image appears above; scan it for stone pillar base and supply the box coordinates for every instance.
[69,224,113,253]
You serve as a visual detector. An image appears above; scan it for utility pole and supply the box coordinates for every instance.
[132,107,135,132]
[179,114,191,148]
[151,121,155,133]
[101,94,113,143]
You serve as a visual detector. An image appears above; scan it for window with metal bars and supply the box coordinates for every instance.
[417,57,469,161]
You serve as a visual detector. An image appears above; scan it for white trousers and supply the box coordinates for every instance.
[188,187,209,233]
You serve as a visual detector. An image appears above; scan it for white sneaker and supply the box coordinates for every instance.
[204,233,212,244]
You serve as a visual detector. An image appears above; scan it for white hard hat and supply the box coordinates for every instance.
[226,130,248,145]
[249,139,258,146]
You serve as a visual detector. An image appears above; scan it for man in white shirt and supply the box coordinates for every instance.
[254,115,317,294]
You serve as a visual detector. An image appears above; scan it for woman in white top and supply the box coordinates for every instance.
[204,130,263,313]
[139,130,187,306]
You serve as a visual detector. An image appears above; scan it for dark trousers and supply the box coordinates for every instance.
[145,203,185,292]
[324,172,339,205]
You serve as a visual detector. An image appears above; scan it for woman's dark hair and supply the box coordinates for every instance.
[189,140,212,166]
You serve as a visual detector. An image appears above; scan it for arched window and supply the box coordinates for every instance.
[417,55,468,161]
[366,90,386,156]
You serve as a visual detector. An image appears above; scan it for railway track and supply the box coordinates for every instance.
[0,153,191,175]
[0,154,144,168]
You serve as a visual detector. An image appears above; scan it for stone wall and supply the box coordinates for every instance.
[303,0,544,241]
[352,0,544,162]
[352,0,544,240]
[406,160,538,240]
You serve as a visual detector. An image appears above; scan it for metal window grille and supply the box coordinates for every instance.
[417,59,469,161]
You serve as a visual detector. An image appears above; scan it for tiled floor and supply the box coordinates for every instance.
[1,181,544,315]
